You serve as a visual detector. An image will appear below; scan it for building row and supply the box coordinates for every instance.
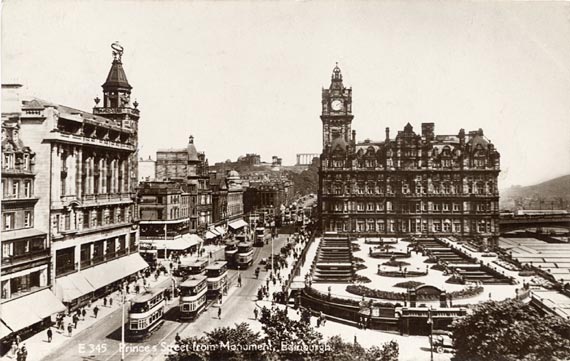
[136,139,293,256]
[1,44,148,346]
[318,65,501,242]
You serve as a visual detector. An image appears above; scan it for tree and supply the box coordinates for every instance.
[168,323,266,361]
[451,299,570,361]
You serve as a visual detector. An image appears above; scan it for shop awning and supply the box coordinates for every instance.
[205,231,218,239]
[215,226,226,236]
[82,253,149,290]
[1,289,65,334]
[0,320,12,339]
[228,219,248,230]
[57,272,96,302]
[153,234,202,251]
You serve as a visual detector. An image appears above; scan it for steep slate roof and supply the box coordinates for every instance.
[102,60,132,90]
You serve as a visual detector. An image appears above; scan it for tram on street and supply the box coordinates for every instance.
[224,240,239,268]
[205,261,228,298]
[254,227,270,246]
[236,242,254,269]
[175,258,208,279]
[127,287,166,341]
[179,275,208,320]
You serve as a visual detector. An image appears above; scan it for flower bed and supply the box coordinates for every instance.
[382,260,411,267]
[431,264,447,271]
[518,270,536,277]
[346,284,484,301]
[370,252,411,259]
[352,274,371,283]
[304,286,395,308]
[378,270,427,278]
[355,263,367,271]
[393,281,424,289]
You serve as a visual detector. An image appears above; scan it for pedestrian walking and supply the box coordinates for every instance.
[175,332,181,343]
[218,307,222,319]
[103,297,107,307]
[73,314,79,328]
[238,274,242,287]
[254,308,258,320]
[93,306,99,318]
[67,323,73,337]
[47,327,53,342]
[10,341,17,357]
[81,308,86,320]
[16,334,21,346]
[109,297,113,307]
[17,344,27,361]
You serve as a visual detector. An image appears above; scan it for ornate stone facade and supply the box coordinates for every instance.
[318,66,501,241]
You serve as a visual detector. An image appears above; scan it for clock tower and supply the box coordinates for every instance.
[321,63,353,152]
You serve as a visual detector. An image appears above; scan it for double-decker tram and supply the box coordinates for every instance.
[127,288,166,340]
[175,258,208,279]
[179,275,208,320]
[224,240,239,268]
[237,242,254,269]
[254,227,269,246]
[205,261,228,299]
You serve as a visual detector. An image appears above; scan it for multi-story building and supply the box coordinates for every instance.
[155,135,212,235]
[318,65,501,242]
[1,103,65,344]
[5,44,148,311]
[208,170,246,239]
[138,181,200,258]
[243,179,292,228]
[138,156,156,182]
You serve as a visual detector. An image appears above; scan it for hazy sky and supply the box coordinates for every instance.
[2,0,569,188]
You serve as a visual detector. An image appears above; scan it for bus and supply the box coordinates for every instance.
[179,275,208,320]
[175,258,208,279]
[237,242,254,269]
[224,240,239,268]
[205,261,228,299]
[128,288,166,341]
[254,227,270,246]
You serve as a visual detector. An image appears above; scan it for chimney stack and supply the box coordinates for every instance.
[385,127,390,141]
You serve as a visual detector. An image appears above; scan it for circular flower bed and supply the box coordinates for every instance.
[393,281,424,289]
[382,260,411,267]
[346,284,484,301]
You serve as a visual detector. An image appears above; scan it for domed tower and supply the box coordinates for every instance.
[321,63,353,153]
[93,42,140,195]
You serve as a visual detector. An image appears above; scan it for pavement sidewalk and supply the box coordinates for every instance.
[1,273,171,361]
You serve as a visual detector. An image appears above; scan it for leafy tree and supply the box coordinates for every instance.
[451,299,570,361]
[168,323,266,361]
[170,307,399,361]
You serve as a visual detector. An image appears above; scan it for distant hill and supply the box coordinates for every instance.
[501,175,570,210]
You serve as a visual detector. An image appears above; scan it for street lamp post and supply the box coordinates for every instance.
[428,307,434,361]
[121,283,126,361]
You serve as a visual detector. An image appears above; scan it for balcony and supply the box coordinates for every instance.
[44,131,135,151]
[92,107,140,118]
[2,248,50,267]
[81,193,134,205]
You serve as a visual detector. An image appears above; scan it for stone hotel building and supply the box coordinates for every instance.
[318,65,501,241]
[1,44,147,317]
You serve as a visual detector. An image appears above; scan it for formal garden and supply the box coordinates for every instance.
[311,236,524,306]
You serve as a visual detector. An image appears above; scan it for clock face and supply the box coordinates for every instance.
[331,99,343,111]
